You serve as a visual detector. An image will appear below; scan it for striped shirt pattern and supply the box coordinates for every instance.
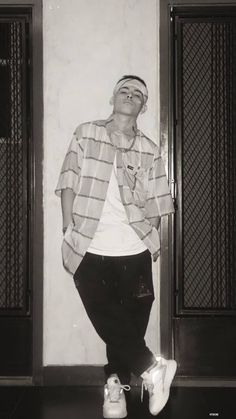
[55,118,174,275]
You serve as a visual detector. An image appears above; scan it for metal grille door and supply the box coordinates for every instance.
[175,17,236,315]
[0,18,29,316]
[172,7,236,377]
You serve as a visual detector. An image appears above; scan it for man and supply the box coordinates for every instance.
[56,75,177,418]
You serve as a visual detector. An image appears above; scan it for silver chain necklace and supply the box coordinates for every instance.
[109,130,138,152]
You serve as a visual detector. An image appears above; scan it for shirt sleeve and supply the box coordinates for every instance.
[147,146,175,217]
[55,126,83,197]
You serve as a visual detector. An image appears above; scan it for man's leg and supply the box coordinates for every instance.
[105,250,156,380]
[73,251,156,380]
[74,251,177,417]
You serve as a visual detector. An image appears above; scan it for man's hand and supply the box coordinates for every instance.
[153,250,160,262]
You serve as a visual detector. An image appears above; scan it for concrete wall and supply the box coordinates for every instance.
[43,0,160,366]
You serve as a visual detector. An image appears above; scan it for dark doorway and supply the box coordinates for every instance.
[170,5,236,378]
[0,7,32,376]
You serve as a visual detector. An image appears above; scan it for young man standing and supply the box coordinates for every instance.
[56,75,177,417]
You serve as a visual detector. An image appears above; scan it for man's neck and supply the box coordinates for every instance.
[111,113,137,136]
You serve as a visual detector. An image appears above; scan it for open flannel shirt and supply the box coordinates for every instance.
[56,117,174,275]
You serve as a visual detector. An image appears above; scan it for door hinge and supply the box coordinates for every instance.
[170,179,176,198]
[170,179,178,209]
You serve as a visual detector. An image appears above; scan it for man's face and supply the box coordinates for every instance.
[112,84,145,118]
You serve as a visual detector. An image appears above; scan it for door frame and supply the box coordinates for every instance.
[159,0,236,387]
[0,0,43,385]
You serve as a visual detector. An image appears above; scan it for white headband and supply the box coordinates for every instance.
[113,78,148,102]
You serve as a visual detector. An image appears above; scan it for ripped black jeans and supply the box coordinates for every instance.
[73,250,156,384]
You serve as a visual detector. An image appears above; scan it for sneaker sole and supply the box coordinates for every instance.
[103,408,127,419]
[164,360,177,392]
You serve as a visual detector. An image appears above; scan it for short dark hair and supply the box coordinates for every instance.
[117,75,147,88]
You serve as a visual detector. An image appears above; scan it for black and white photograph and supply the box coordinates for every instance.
[0,1,235,418]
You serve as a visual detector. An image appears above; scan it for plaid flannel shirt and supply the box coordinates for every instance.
[55,117,174,275]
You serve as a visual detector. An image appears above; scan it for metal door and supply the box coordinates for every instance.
[0,11,32,376]
[172,6,236,377]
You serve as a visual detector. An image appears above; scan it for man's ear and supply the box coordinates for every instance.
[109,96,114,105]
[140,104,147,114]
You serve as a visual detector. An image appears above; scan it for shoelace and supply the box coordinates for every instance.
[108,384,131,402]
[141,380,153,402]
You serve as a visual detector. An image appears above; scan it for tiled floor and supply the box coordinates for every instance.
[0,385,234,419]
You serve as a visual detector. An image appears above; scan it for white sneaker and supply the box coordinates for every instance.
[141,357,177,416]
[103,374,131,419]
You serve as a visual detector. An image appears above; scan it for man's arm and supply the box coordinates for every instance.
[61,189,75,233]
[56,126,84,233]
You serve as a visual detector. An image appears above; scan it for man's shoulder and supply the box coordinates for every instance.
[73,119,107,135]
[138,129,160,155]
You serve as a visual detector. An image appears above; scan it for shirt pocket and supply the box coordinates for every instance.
[123,163,149,203]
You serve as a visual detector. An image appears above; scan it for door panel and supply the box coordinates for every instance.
[0,318,31,375]
[172,7,236,377]
[175,318,236,376]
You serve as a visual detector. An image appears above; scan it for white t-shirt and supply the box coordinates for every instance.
[88,154,147,256]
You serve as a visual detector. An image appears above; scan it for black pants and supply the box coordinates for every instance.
[73,250,156,383]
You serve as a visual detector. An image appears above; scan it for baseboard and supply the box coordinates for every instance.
[43,365,236,387]
[0,376,32,386]
[174,376,236,387]
[43,365,105,386]
[43,365,141,386]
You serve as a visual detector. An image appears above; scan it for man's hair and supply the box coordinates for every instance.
[117,75,147,88]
